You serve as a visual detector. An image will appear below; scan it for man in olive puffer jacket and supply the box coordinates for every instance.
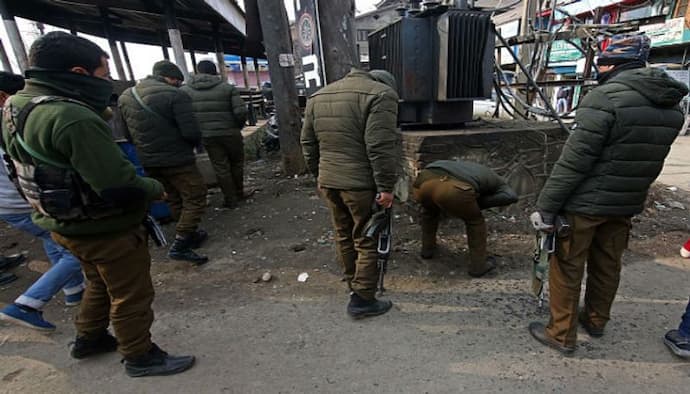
[529,34,689,354]
[181,61,247,208]
[119,60,208,265]
[301,69,400,319]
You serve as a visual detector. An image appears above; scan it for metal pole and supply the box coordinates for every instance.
[190,50,197,73]
[163,0,189,79]
[213,24,228,82]
[0,0,28,72]
[0,38,12,72]
[119,41,135,81]
[241,55,250,88]
[253,57,261,89]
[494,27,569,134]
[158,31,170,60]
[515,0,536,114]
[99,7,126,81]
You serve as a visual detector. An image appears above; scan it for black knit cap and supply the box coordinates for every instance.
[152,60,184,80]
[0,71,24,94]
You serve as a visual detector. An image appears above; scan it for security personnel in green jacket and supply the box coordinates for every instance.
[119,60,208,265]
[529,34,689,354]
[181,60,248,208]
[1,32,194,377]
[301,69,400,319]
[413,160,518,277]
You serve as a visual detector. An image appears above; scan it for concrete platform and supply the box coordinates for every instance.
[398,120,568,207]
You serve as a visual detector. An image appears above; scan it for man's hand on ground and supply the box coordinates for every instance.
[376,192,394,208]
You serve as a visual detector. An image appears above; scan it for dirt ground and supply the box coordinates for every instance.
[1,152,690,393]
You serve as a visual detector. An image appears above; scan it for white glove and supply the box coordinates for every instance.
[530,211,554,232]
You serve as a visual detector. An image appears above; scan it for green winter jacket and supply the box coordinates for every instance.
[537,67,688,217]
[180,74,247,138]
[422,160,518,209]
[301,69,400,192]
[2,75,164,237]
[118,76,201,168]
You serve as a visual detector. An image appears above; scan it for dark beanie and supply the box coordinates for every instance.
[597,34,651,66]
[197,60,218,75]
[0,72,25,94]
[369,69,397,92]
[152,60,184,80]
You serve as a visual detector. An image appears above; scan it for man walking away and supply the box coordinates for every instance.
[413,160,518,277]
[0,71,85,332]
[301,69,400,319]
[119,60,208,265]
[182,60,248,208]
[528,34,688,354]
[2,32,194,376]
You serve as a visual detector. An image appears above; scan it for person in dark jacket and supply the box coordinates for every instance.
[119,60,208,265]
[528,34,689,354]
[2,32,194,377]
[413,160,518,277]
[181,60,248,208]
[301,69,400,319]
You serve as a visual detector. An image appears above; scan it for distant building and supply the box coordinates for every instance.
[354,1,403,68]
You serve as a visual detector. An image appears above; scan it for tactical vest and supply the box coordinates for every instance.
[1,96,123,221]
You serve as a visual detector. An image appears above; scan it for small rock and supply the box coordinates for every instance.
[667,200,686,210]
[297,272,309,282]
[290,243,307,252]
[261,272,272,282]
[667,186,678,192]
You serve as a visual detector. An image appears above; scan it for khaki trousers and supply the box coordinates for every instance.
[546,214,631,347]
[413,176,488,274]
[146,163,207,236]
[53,228,154,359]
[320,188,378,300]
[203,134,245,206]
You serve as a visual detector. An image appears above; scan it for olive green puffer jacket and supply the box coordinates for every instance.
[300,69,400,192]
[119,76,201,168]
[537,67,688,216]
[181,74,247,138]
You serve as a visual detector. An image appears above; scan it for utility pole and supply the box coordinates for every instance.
[257,0,306,175]
[515,0,538,115]
[316,0,358,82]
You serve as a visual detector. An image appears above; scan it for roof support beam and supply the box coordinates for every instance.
[204,0,245,35]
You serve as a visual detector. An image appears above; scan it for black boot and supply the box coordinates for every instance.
[347,292,393,319]
[168,236,209,265]
[187,229,208,249]
[0,253,26,271]
[70,331,118,359]
[124,343,195,378]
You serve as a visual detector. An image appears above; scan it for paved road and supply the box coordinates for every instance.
[659,136,690,190]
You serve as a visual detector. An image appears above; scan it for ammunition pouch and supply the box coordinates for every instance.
[2,95,123,221]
